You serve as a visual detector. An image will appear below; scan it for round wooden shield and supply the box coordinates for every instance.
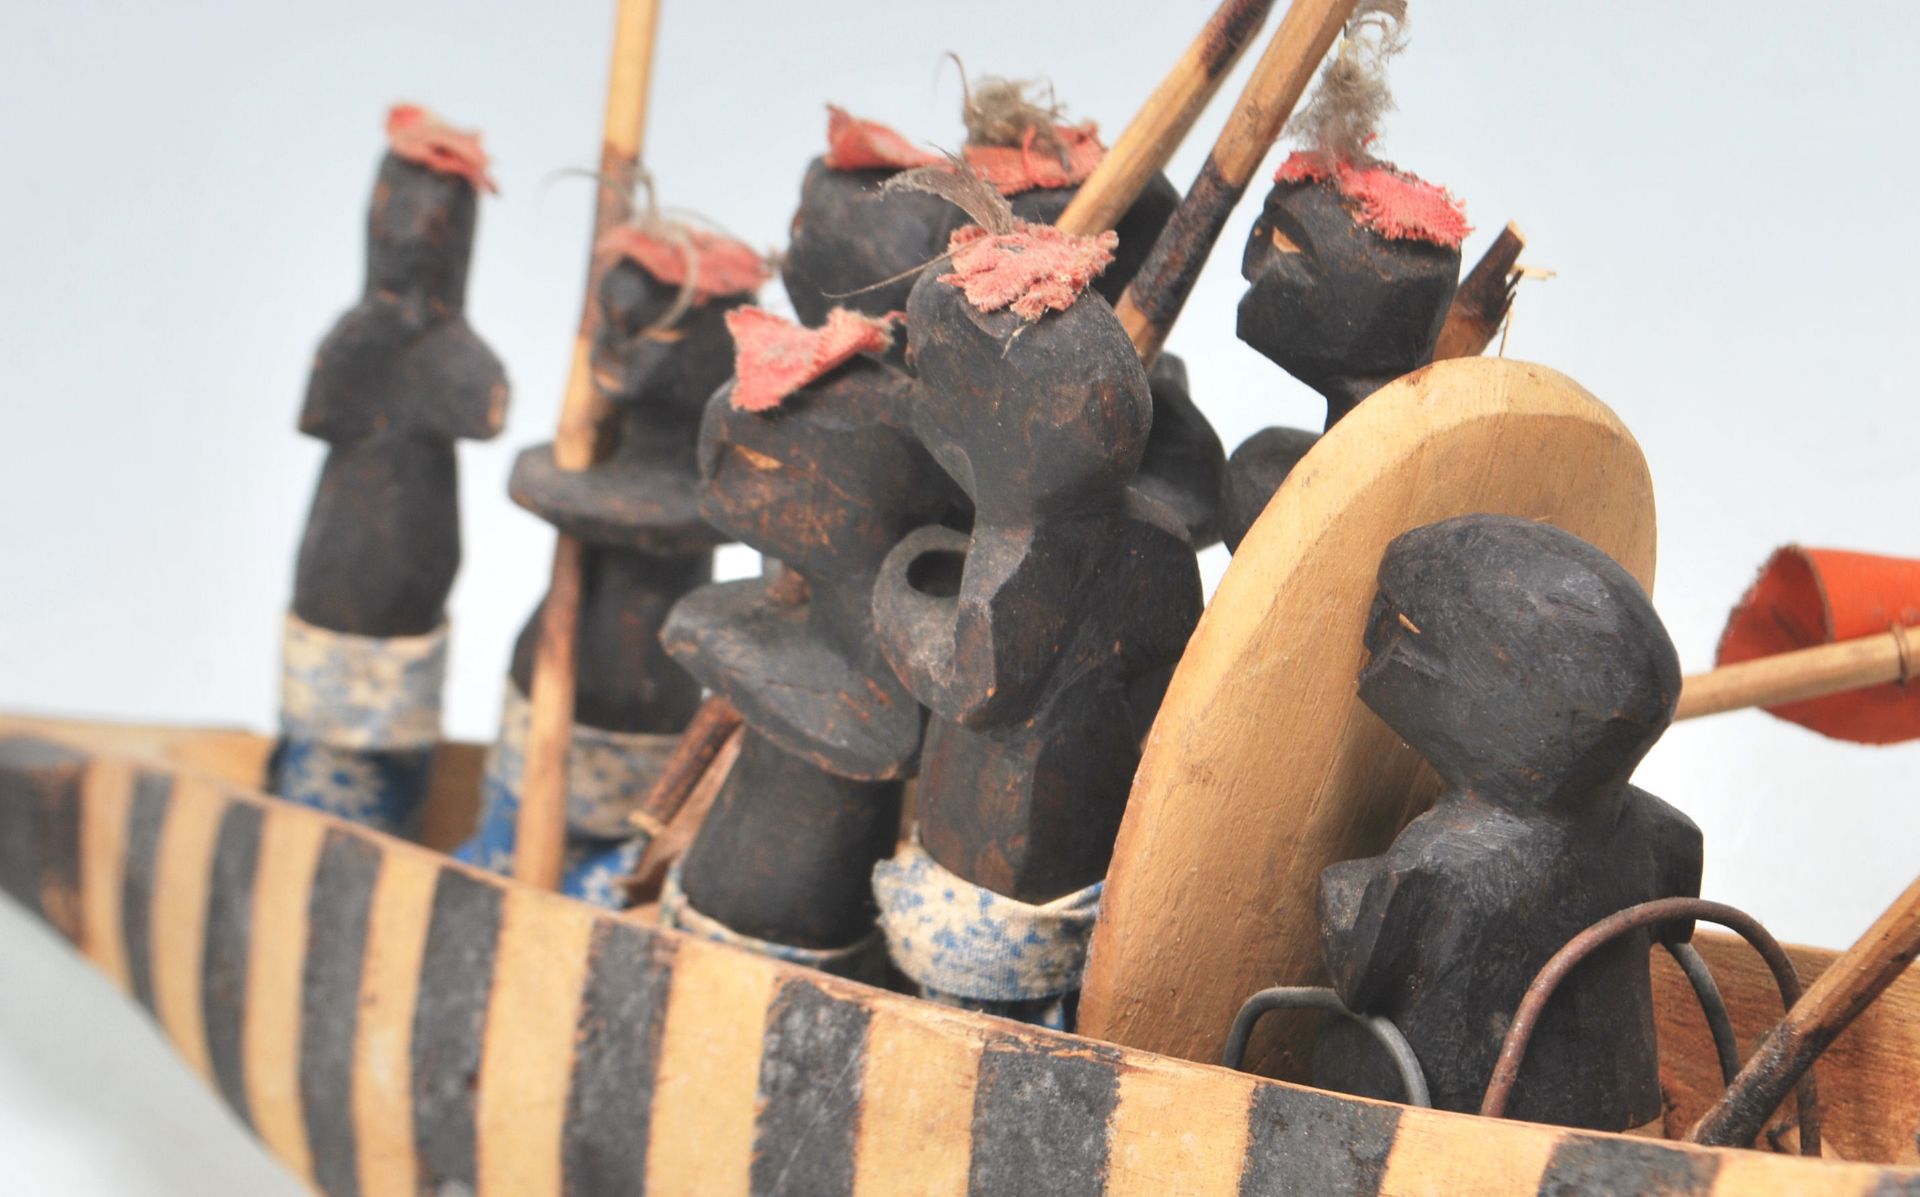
[1077,356,1659,1078]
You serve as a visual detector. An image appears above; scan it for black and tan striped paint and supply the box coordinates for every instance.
[3,734,1917,1197]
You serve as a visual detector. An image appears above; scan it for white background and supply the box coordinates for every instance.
[2,2,1915,1190]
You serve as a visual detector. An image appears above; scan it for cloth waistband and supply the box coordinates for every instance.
[871,832,1102,1002]
[278,613,448,750]
[485,683,684,840]
[660,862,880,976]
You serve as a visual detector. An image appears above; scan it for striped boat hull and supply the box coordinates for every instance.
[3,729,1917,1196]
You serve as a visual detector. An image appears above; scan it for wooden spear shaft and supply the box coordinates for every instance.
[1113,0,1361,363]
[515,0,664,890]
[1674,624,1916,723]
[1056,0,1277,238]
[1690,872,1920,1148]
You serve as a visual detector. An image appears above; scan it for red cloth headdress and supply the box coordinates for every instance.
[940,223,1116,322]
[726,307,901,412]
[1276,151,1469,249]
[597,224,771,304]
[822,106,1105,197]
[385,104,498,194]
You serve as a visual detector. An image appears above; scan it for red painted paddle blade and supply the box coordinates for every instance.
[1717,547,1920,743]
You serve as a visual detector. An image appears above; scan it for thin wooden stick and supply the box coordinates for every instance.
[1055,0,1278,238]
[624,696,742,842]
[1433,221,1525,361]
[515,0,664,891]
[1690,873,1920,1148]
[1674,624,1916,723]
[1113,0,1361,363]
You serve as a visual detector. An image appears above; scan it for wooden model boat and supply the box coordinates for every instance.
[1,709,1916,1197]
[5,362,1918,1195]
[7,3,1918,1195]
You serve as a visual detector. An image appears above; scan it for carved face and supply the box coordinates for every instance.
[366,155,475,303]
[903,275,1150,519]
[783,158,966,327]
[1236,180,1460,396]
[593,261,743,422]
[696,360,954,577]
[1357,515,1680,804]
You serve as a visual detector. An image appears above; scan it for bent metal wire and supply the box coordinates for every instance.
[1221,984,1431,1108]
[1480,897,1820,1155]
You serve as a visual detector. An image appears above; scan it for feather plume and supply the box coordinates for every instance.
[1285,0,1409,163]
[882,155,1017,235]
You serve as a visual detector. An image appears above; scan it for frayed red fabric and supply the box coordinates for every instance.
[386,104,498,194]
[824,106,944,172]
[965,123,1104,195]
[1717,546,1920,744]
[726,307,901,412]
[822,107,1106,195]
[1275,151,1468,248]
[597,225,770,302]
[940,223,1117,321]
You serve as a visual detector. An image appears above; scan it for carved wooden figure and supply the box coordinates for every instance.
[1222,155,1464,549]
[1217,4,1468,550]
[869,206,1203,1025]
[658,307,962,974]
[1313,514,1703,1130]
[454,222,767,906]
[786,101,1228,545]
[269,105,507,834]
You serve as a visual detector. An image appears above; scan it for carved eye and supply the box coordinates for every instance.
[1268,225,1304,255]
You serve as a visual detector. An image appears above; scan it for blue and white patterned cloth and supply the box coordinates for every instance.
[269,614,448,835]
[268,738,435,835]
[659,862,882,980]
[278,613,448,750]
[872,832,1103,1029]
[453,683,679,909]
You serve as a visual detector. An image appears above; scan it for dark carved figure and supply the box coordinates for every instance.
[785,103,1226,546]
[1314,514,1703,1130]
[454,223,767,906]
[269,106,507,833]
[783,151,966,330]
[660,307,962,971]
[870,222,1203,1025]
[1221,3,1468,549]
[1223,155,1464,550]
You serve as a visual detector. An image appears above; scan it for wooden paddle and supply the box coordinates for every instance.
[1113,0,1363,363]
[514,0,664,890]
[1676,624,1917,723]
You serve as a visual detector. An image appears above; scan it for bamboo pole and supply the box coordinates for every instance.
[1113,0,1362,363]
[515,0,664,891]
[1674,624,1916,723]
[1055,0,1278,238]
[1433,221,1525,361]
[1691,872,1920,1148]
